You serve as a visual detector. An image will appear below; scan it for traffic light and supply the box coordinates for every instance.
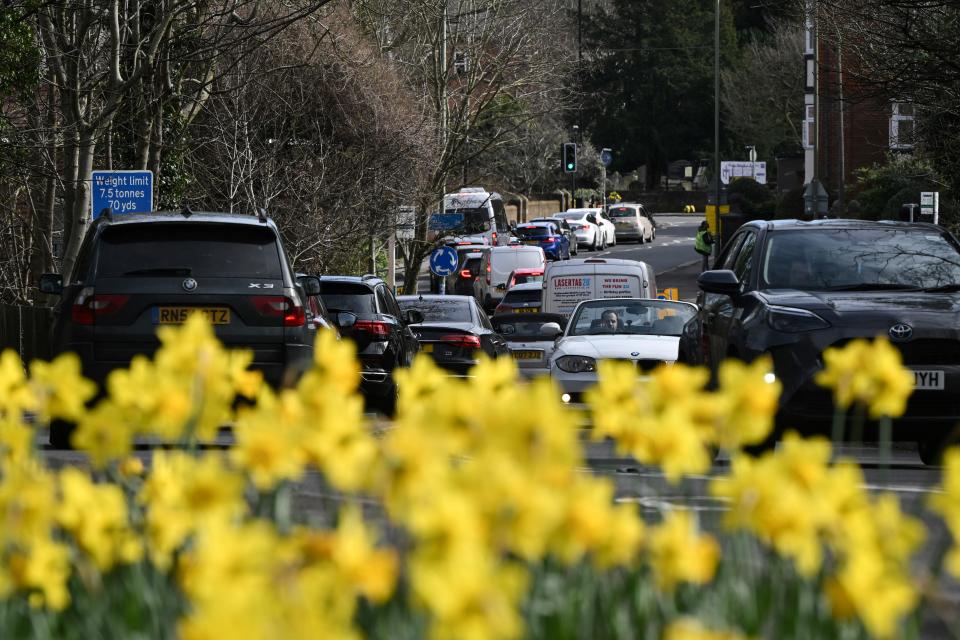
[561,142,577,173]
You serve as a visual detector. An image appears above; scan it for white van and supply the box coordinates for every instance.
[542,258,656,316]
[474,245,546,311]
[429,187,511,247]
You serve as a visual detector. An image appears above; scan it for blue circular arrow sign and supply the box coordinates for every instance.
[600,149,613,167]
[429,245,459,277]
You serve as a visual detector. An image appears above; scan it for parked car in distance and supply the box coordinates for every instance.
[695,218,960,463]
[542,258,657,316]
[561,208,616,248]
[530,216,579,255]
[505,267,544,289]
[397,295,509,375]
[473,245,546,312]
[40,211,314,447]
[494,282,543,315]
[554,210,603,251]
[607,203,655,243]
[491,312,568,378]
[317,275,422,413]
[549,298,698,404]
[512,221,570,261]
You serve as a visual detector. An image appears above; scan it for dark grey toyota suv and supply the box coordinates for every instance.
[41,211,314,446]
[695,219,960,463]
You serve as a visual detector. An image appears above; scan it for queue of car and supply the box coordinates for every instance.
[42,193,960,465]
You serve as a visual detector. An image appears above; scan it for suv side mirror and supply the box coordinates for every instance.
[297,275,321,296]
[404,308,425,325]
[39,273,63,295]
[698,270,741,296]
[539,322,563,339]
[334,311,357,328]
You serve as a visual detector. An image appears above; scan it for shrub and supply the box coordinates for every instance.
[850,155,944,221]
[728,178,776,219]
[774,185,806,219]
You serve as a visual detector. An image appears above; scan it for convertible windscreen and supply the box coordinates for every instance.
[569,300,696,336]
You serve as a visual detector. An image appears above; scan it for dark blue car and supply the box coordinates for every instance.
[513,222,570,261]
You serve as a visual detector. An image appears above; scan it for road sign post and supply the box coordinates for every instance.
[429,246,458,296]
[921,191,939,225]
[91,170,154,219]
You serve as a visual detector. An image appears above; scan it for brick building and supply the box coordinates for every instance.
[803,13,914,208]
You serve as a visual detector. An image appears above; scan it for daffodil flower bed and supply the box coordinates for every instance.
[0,316,957,639]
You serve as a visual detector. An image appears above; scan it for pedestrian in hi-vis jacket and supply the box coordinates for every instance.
[695,220,715,272]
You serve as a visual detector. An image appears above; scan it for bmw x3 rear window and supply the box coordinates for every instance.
[96,224,283,279]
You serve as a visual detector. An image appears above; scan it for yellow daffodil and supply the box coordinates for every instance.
[29,353,96,423]
[714,356,780,450]
[930,448,960,577]
[815,337,914,418]
[648,509,719,592]
[139,451,246,568]
[57,468,142,570]
[7,537,71,611]
[231,390,306,491]
[663,618,750,640]
[71,402,133,469]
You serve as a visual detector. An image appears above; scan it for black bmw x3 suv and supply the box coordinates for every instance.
[694,219,960,463]
[41,211,314,445]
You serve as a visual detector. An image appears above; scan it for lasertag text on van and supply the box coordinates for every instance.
[542,258,656,316]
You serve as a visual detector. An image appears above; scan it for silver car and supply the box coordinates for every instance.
[490,312,567,378]
[607,203,655,243]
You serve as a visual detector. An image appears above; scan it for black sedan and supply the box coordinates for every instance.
[397,295,510,375]
[695,218,960,463]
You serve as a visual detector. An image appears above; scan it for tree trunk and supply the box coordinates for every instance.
[62,131,97,280]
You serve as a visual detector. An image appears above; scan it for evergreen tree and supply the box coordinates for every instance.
[580,0,736,187]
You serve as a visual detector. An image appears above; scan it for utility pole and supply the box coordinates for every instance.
[713,0,721,259]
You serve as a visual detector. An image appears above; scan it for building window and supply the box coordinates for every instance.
[803,104,816,149]
[890,102,915,150]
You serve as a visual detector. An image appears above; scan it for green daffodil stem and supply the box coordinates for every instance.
[830,407,845,450]
[880,416,892,484]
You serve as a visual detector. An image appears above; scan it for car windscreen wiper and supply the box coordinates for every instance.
[922,283,960,293]
[822,283,921,292]
[123,267,192,276]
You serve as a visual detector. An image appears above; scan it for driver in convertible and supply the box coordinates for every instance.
[600,309,620,332]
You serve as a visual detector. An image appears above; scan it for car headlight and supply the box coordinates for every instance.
[766,306,830,333]
[555,355,597,373]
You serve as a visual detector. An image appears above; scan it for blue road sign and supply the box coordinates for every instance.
[600,149,613,167]
[429,246,459,277]
[429,212,464,231]
[91,170,154,219]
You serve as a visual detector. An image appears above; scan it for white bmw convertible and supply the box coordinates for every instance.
[548,298,699,402]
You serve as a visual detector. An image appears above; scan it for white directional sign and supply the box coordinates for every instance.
[921,191,939,224]
[720,161,766,185]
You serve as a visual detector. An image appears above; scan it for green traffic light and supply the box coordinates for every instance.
[566,163,574,170]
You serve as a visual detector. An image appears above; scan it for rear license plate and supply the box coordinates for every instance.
[514,307,540,313]
[511,350,542,360]
[420,343,434,353]
[154,307,230,325]
[913,370,944,390]
[523,240,540,246]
